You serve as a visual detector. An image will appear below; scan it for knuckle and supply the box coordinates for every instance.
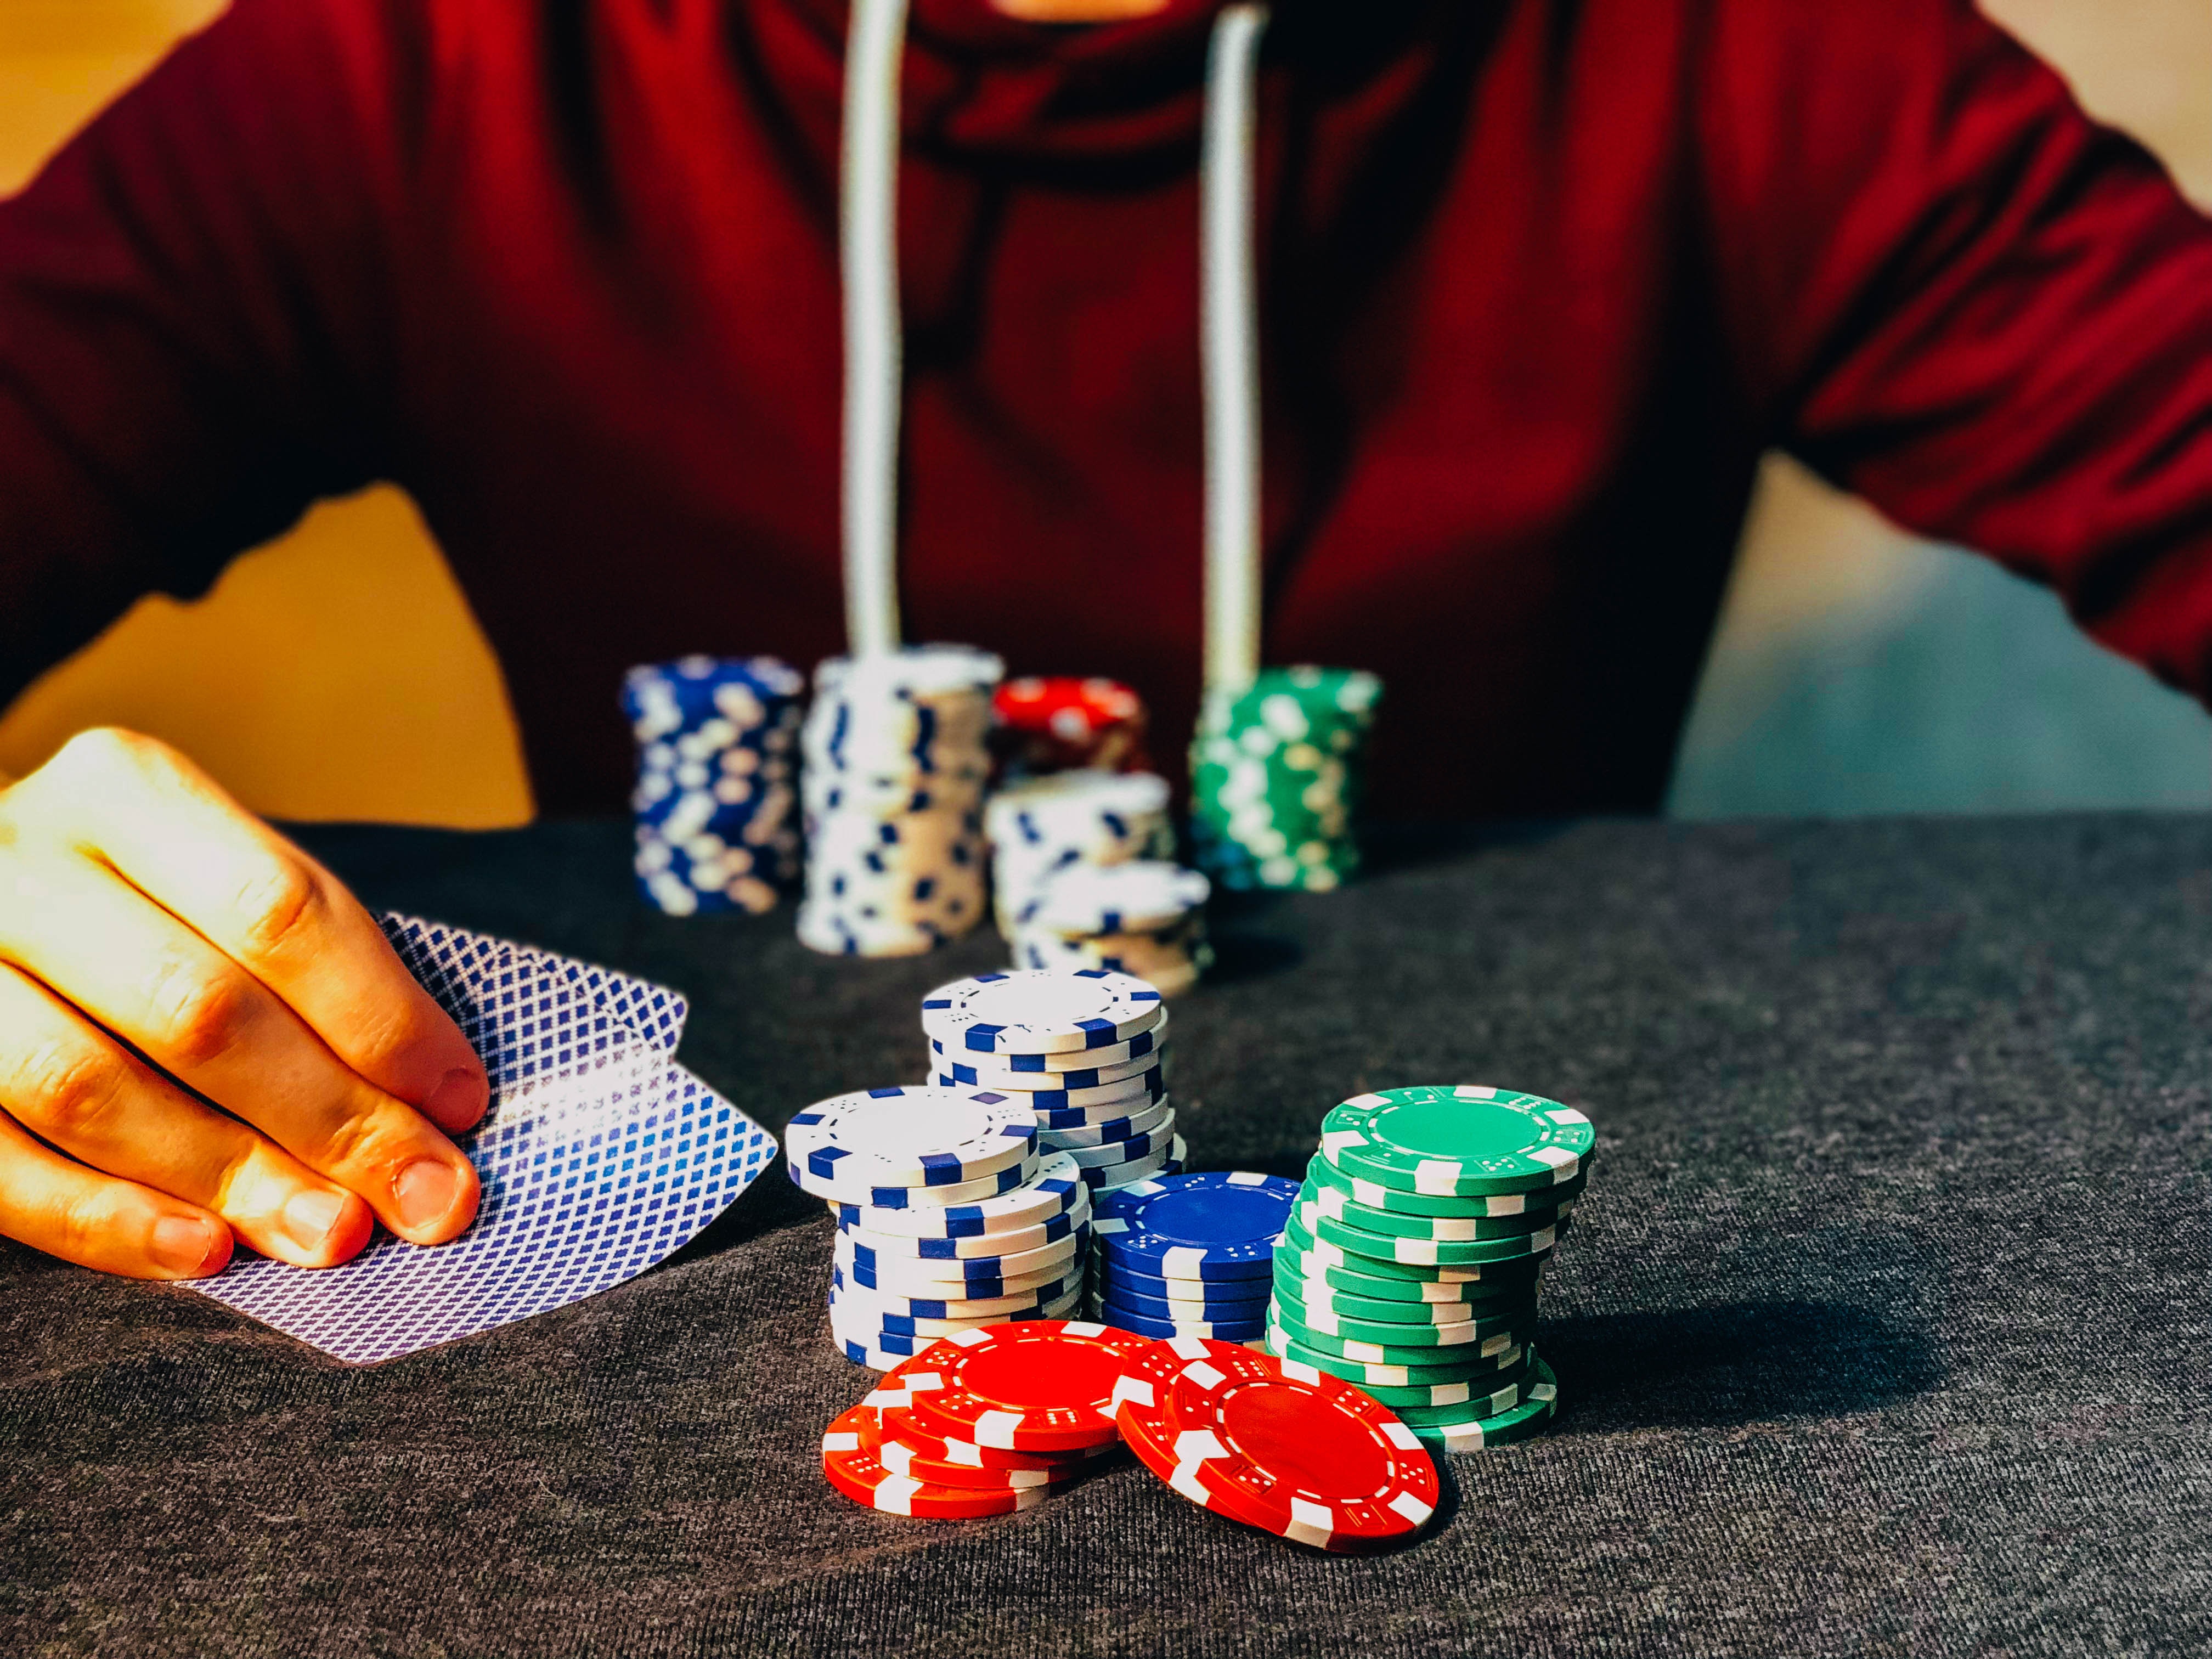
[49,726,156,786]
[230,857,326,961]
[8,1035,129,1142]
[53,1182,137,1265]
[145,958,259,1071]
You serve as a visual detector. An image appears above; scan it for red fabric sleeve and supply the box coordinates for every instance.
[0,0,412,706]
[1697,0,2212,700]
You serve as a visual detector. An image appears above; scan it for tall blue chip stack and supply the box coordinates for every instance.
[622,655,805,916]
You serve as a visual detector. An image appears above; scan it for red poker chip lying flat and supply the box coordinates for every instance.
[1109,1336,1282,1530]
[1121,1336,1440,1550]
[821,1404,1046,1519]
[862,1379,1089,1474]
[900,1319,1152,1452]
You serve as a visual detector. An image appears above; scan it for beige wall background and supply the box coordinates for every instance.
[1,0,2207,826]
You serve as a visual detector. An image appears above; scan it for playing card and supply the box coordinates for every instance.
[184,916,775,1363]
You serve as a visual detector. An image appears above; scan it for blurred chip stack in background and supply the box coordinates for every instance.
[986,771,1211,995]
[798,646,1002,956]
[992,676,1152,777]
[1190,667,1383,893]
[622,655,804,916]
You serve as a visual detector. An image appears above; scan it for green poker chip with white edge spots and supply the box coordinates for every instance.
[1269,1280,1537,1347]
[1319,1086,1594,1199]
[1280,1214,1553,1286]
[1264,1322,1531,1387]
[1268,1345,1536,1410]
[1305,1155,1590,1220]
[1271,1302,1538,1367]
[1296,1199,1571,1267]
[1271,1263,1542,1324]
[1306,1181,1573,1243]
[1403,1353,1559,1453]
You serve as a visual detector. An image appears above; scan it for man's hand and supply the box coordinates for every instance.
[0,729,487,1279]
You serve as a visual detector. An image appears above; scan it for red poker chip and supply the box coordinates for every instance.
[992,677,1152,774]
[900,1318,1152,1452]
[861,1379,1088,1473]
[1109,1338,1283,1531]
[821,1404,1046,1519]
[1145,1336,1440,1550]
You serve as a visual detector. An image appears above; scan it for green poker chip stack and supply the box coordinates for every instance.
[1266,1084,1596,1454]
[1189,666,1382,893]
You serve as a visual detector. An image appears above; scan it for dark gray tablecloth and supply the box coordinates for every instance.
[3,815,2208,1658]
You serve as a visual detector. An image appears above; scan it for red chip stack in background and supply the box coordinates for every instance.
[993,678,1152,777]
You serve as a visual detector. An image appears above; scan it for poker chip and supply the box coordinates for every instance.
[837,1223,1086,1286]
[623,656,805,916]
[822,1403,1047,1515]
[1092,1171,1297,1282]
[1093,1273,1272,1323]
[792,1152,1039,1210]
[1019,861,1211,936]
[1305,1153,1590,1220]
[1271,1281,1537,1346]
[1079,1133,1183,1192]
[935,1056,1164,1101]
[991,679,1153,777]
[930,1010,1167,1074]
[1296,1198,1567,1266]
[1087,1295,1267,1343]
[1318,1086,1594,1198]
[831,1264,1087,1323]
[1331,1365,1534,1413]
[1035,1097,1175,1150]
[832,1286,1087,1359]
[1265,1324,1528,1389]
[1188,666,1382,895]
[1398,1353,1560,1453]
[901,1319,1152,1451]
[837,1240,1084,1302]
[827,1150,1088,1239]
[837,1205,1085,1261]
[1114,1335,1437,1550]
[867,1379,1116,1472]
[1279,1213,1550,1283]
[1270,1267,1536,1323]
[1309,1181,1572,1243]
[985,770,1173,930]
[1270,1306,1532,1366]
[787,1086,1038,1189]
[1057,1124,1175,1169]
[922,969,1165,1056]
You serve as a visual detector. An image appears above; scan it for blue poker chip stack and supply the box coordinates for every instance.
[1086,1170,1300,1344]
[623,656,805,916]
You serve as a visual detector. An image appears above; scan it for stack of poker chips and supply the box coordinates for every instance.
[923,969,1185,1197]
[1268,1085,1593,1454]
[621,655,804,916]
[1015,861,1214,996]
[786,1084,1094,1369]
[986,771,1212,995]
[991,676,1152,776]
[1189,665,1383,893]
[1087,1171,1297,1343]
[985,770,1175,931]
[797,646,1001,956]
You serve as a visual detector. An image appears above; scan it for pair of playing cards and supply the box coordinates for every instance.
[187,917,775,1364]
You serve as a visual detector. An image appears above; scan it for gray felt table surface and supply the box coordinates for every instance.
[3,814,2209,1658]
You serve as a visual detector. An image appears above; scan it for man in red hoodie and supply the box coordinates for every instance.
[0,0,2208,1280]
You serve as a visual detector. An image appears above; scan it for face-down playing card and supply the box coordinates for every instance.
[185,916,775,1364]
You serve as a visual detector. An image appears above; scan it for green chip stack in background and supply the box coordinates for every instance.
[1189,667,1381,892]
[1267,1085,1596,1454]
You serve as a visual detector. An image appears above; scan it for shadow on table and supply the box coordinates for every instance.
[1538,1300,1940,1429]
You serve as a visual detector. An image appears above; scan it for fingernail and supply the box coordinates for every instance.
[424,1066,489,1131]
[280,1188,347,1250]
[394,1158,461,1230]
[151,1215,223,1276]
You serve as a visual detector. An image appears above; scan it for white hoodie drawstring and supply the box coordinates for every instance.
[838,0,1272,683]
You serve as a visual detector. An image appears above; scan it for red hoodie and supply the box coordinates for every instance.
[3,0,2210,818]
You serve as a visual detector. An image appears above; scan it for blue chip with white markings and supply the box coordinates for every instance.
[1091,1171,1299,1282]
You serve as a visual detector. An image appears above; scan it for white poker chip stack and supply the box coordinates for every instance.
[797,646,1002,956]
[985,772,1212,995]
[622,656,804,916]
[922,969,1187,1198]
[791,1090,1094,1372]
